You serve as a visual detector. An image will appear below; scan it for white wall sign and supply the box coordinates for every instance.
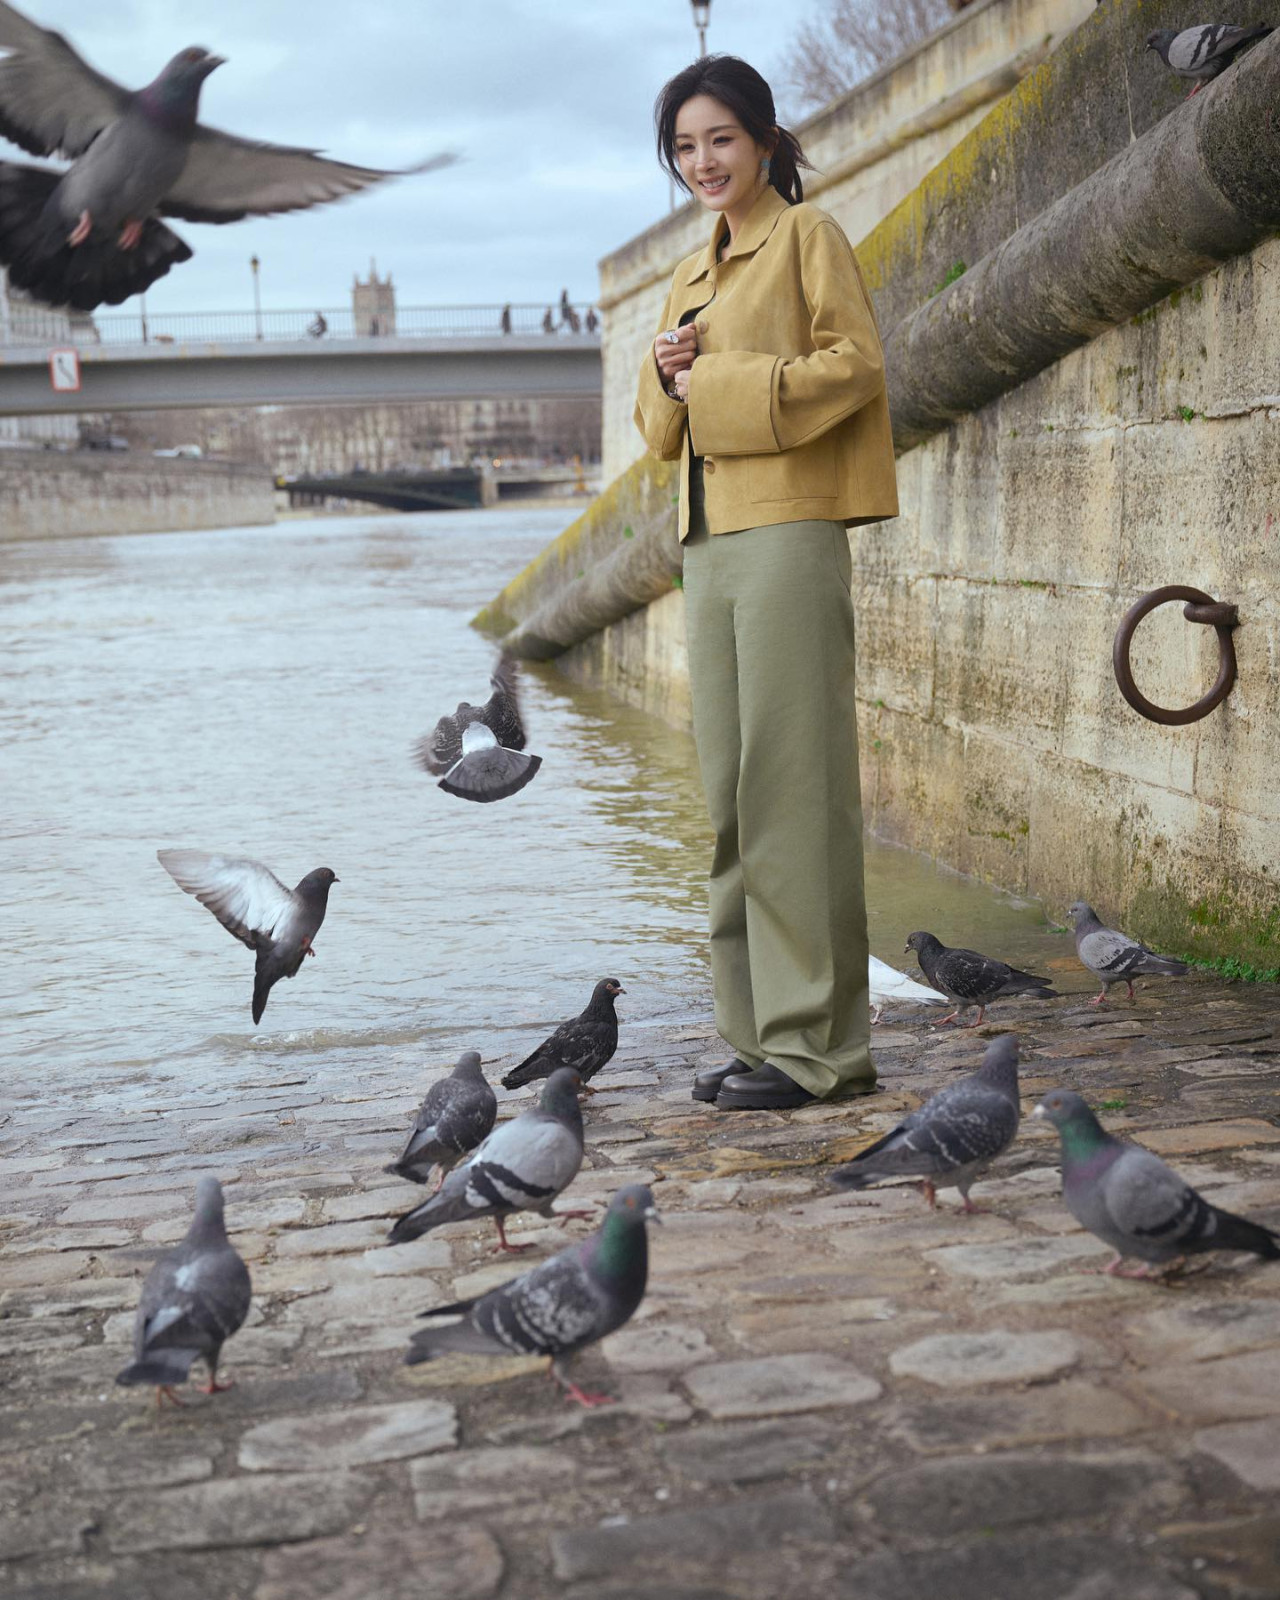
[49,348,81,393]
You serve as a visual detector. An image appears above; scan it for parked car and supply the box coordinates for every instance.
[153,445,204,459]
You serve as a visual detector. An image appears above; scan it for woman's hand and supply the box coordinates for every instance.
[672,368,691,402]
[653,325,698,391]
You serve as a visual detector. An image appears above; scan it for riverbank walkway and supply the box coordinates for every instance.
[3,965,1279,1598]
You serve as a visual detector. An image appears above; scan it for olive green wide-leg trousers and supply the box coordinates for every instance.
[682,488,873,1100]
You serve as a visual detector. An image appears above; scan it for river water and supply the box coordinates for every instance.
[2,508,1065,1105]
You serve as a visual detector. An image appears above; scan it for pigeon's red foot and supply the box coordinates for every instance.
[919,1179,938,1210]
[493,1218,535,1253]
[1091,990,1108,1007]
[562,1383,616,1408]
[932,1011,961,1028]
[302,938,315,959]
[1187,83,1202,97]
[155,1385,185,1407]
[197,1376,235,1395]
[1087,1254,1159,1280]
[963,1011,987,1029]
[117,219,144,250]
[68,210,93,247]
[429,1169,447,1195]
[960,1196,989,1215]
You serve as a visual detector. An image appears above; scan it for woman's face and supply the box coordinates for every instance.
[673,94,770,219]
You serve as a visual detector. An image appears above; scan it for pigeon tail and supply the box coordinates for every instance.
[0,164,193,311]
[1129,952,1189,978]
[500,1055,546,1091]
[251,959,272,1026]
[438,747,542,804]
[1204,1207,1280,1261]
[404,1318,501,1365]
[116,1348,200,1387]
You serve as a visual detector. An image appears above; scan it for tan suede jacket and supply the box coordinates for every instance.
[634,185,898,540]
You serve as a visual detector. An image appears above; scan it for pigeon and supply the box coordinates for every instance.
[115,1177,251,1405]
[0,0,454,310]
[387,1067,589,1253]
[385,1050,498,1192]
[830,1034,1021,1210]
[1146,24,1273,95]
[905,931,1056,1027]
[405,1182,659,1406]
[157,848,337,1025]
[501,978,625,1092]
[1067,902,1189,1006]
[1033,1088,1280,1277]
[868,954,947,1025]
[415,653,542,804]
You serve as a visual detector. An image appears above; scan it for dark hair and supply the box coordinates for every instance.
[654,55,812,205]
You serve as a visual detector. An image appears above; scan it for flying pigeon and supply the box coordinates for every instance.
[157,848,337,1025]
[387,1067,589,1253]
[905,931,1056,1027]
[830,1034,1021,1210]
[868,954,947,1025]
[0,0,454,310]
[405,1182,659,1406]
[1033,1088,1280,1277]
[501,978,625,1092]
[1067,901,1189,1006]
[116,1176,251,1405]
[415,653,542,804]
[385,1050,498,1192]
[1146,24,1273,95]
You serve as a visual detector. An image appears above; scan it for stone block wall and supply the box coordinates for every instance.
[0,451,274,540]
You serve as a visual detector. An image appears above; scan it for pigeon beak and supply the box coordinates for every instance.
[203,54,226,74]
[644,1205,662,1225]
[1030,1103,1047,1120]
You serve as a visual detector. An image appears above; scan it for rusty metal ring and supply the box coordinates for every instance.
[1112,586,1239,726]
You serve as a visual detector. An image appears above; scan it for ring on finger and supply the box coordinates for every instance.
[665,331,680,344]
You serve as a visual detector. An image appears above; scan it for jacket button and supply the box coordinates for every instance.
[703,459,716,474]
[696,319,708,335]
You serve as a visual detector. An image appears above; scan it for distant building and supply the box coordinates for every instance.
[352,260,396,338]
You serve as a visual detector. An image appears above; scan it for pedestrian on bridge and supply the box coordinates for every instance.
[635,54,898,1112]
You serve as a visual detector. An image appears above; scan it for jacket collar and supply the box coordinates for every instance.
[682,184,790,285]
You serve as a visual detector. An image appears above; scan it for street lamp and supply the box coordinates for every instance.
[250,254,262,341]
[691,0,711,57]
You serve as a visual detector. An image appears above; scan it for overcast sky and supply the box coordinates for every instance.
[0,0,818,317]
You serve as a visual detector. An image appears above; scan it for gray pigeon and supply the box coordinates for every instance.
[0,0,454,310]
[905,932,1056,1027]
[1067,901,1188,1005]
[157,848,337,1025]
[501,978,625,1091]
[116,1176,251,1404]
[1146,24,1273,95]
[388,1067,589,1253]
[830,1034,1021,1211]
[415,654,542,804]
[1033,1088,1280,1277]
[385,1050,498,1192]
[405,1183,658,1406]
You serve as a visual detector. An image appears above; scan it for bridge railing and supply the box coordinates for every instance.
[0,303,601,349]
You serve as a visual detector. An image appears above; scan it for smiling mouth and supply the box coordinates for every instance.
[699,175,730,193]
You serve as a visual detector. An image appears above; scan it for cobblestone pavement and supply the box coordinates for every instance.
[3,969,1280,1600]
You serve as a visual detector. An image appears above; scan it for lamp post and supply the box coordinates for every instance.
[250,254,262,341]
[691,0,711,57]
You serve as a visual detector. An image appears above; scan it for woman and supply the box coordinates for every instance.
[634,56,897,1111]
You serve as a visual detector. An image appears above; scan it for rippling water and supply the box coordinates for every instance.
[1,507,1064,1103]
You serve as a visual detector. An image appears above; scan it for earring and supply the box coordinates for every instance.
[760,156,771,175]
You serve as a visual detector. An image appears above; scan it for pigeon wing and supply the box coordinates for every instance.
[1077,925,1143,976]
[476,1248,604,1357]
[136,1246,251,1359]
[481,656,528,751]
[157,849,297,952]
[1168,23,1263,73]
[0,0,131,159]
[1100,1146,1207,1252]
[935,948,1009,1001]
[161,132,454,225]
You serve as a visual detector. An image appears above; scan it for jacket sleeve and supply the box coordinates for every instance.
[686,220,885,457]
[633,287,689,462]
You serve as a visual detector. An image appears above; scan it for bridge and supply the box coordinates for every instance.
[0,303,601,417]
